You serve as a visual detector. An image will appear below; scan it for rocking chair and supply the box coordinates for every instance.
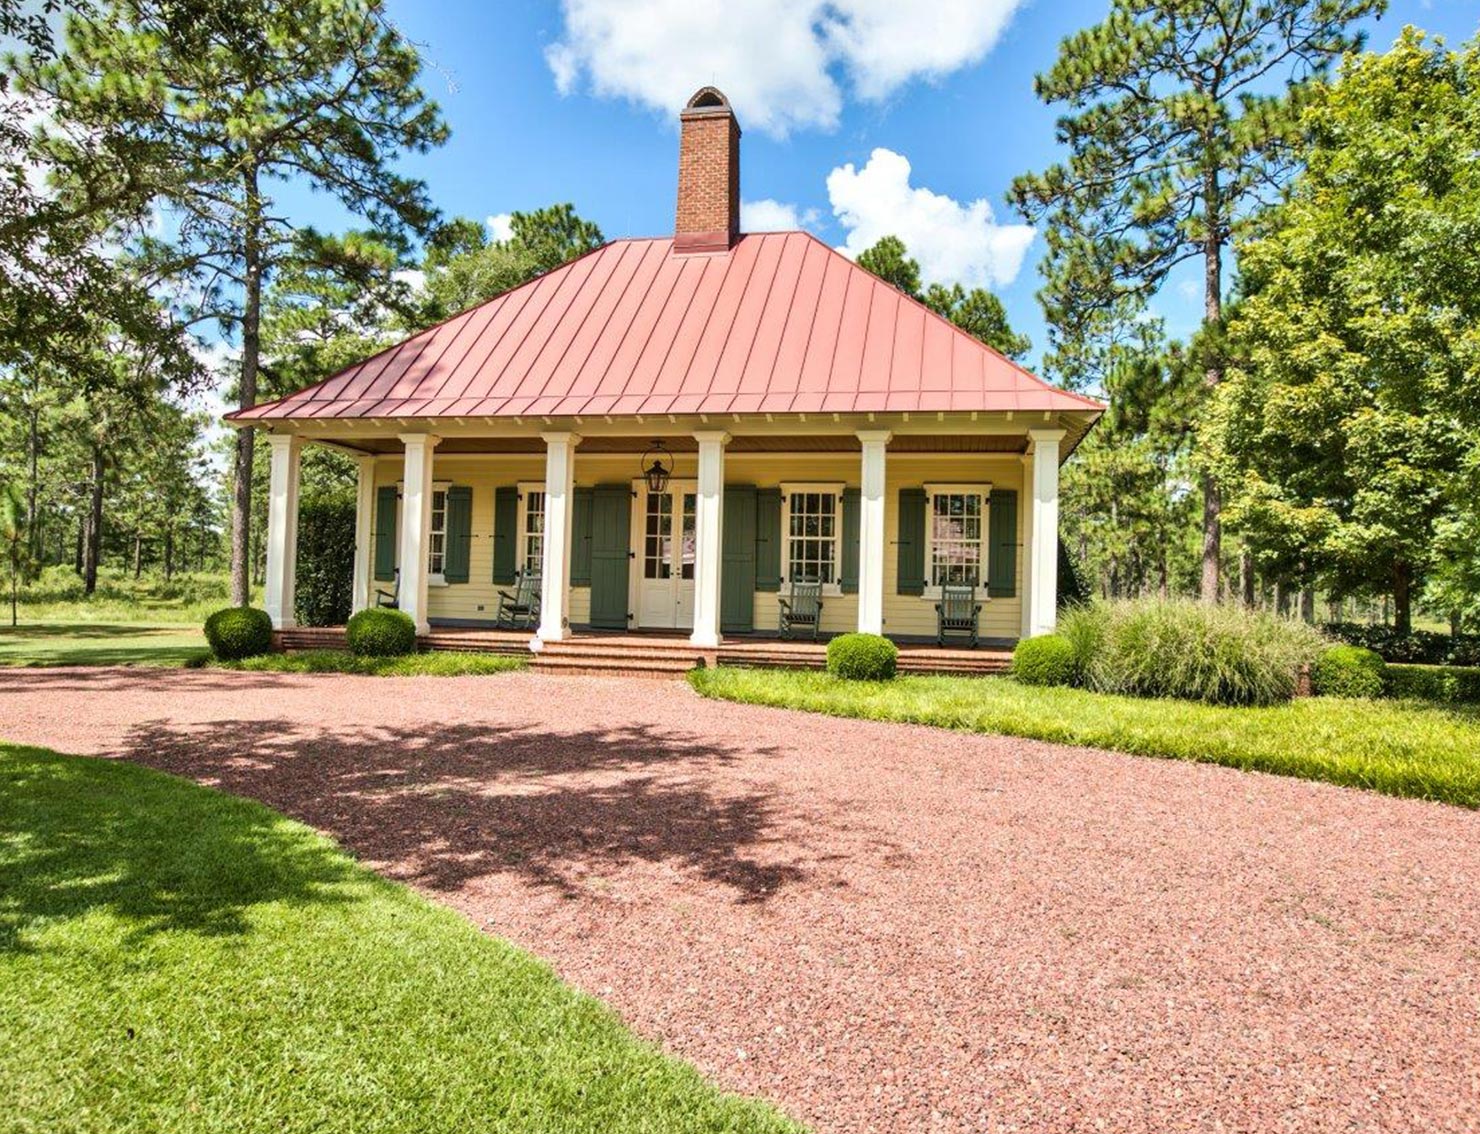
[375,568,400,610]
[778,578,824,641]
[495,570,541,630]
[935,583,981,647]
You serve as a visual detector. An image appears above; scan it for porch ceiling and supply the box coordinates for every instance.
[327,432,1036,456]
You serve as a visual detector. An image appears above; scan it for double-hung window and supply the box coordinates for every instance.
[782,483,844,591]
[404,481,451,585]
[518,483,546,576]
[925,484,990,592]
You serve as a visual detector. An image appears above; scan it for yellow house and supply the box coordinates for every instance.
[228,88,1101,658]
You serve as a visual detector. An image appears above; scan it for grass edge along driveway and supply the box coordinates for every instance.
[0,744,800,1134]
[689,667,1480,808]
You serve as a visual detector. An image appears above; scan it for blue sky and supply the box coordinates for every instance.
[300,0,1480,368]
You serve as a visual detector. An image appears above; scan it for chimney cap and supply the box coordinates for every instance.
[682,86,736,122]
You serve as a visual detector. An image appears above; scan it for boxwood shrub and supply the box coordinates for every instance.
[825,632,898,681]
[346,608,418,657]
[1386,663,1480,704]
[1058,598,1325,707]
[1011,634,1077,686]
[294,497,356,627]
[1313,645,1387,699]
[203,606,273,661]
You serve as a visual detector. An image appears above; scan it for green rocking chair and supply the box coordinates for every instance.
[935,583,982,647]
[495,571,541,631]
[778,578,824,641]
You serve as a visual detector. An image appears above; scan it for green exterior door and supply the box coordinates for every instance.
[588,484,631,630]
[721,485,757,633]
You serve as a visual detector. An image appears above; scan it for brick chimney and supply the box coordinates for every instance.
[675,87,740,254]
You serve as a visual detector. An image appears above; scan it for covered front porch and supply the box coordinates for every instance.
[257,417,1077,652]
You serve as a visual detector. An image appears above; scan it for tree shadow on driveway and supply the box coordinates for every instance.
[119,717,810,905]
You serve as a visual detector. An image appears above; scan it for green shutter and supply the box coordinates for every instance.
[492,485,518,584]
[588,484,631,630]
[896,487,926,596]
[754,487,783,592]
[839,487,860,594]
[373,485,398,582]
[570,487,594,586]
[988,488,1018,598]
[722,485,757,632]
[443,485,472,584]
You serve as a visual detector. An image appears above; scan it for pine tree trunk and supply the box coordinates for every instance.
[1392,562,1413,636]
[74,510,83,575]
[132,532,143,579]
[26,403,40,563]
[1239,549,1254,608]
[1199,165,1224,604]
[164,525,174,581]
[230,160,263,608]
[83,444,104,596]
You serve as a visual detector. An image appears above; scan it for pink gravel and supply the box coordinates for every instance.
[3,666,1478,1133]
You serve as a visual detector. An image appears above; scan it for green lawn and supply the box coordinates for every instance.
[0,744,799,1134]
[13,567,233,625]
[690,668,1480,808]
[0,622,209,667]
[209,648,527,676]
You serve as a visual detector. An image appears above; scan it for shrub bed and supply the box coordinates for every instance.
[825,633,898,681]
[346,608,417,657]
[1012,634,1077,686]
[1313,645,1387,699]
[1060,598,1325,707]
[202,606,273,661]
[1323,622,1480,667]
[1386,664,1480,705]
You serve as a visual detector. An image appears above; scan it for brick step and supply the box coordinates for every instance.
[539,642,703,663]
[529,654,694,678]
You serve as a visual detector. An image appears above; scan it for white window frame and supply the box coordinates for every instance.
[396,479,453,586]
[517,481,546,578]
[923,483,992,599]
[781,482,846,596]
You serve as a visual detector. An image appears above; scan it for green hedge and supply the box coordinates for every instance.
[295,498,356,627]
[346,608,417,657]
[825,633,898,681]
[1386,664,1480,705]
[1313,645,1387,699]
[1012,634,1077,686]
[203,606,273,661]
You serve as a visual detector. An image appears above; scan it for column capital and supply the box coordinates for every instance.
[692,430,731,447]
[540,430,582,447]
[398,432,441,449]
[1027,427,1066,446]
[265,431,302,451]
[855,429,893,446]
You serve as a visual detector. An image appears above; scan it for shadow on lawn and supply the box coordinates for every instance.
[118,716,808,905]
[0,747,358,953]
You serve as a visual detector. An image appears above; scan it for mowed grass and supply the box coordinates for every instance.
[689,668,1480,808]
[0,622,209,667]
[0,744,800,1134]
[210,648,527,676]
[14,568,232,625]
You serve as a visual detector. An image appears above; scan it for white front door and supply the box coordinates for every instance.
[636,481,697,630]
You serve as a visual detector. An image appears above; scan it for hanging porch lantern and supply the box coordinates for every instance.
[641,440,673,494]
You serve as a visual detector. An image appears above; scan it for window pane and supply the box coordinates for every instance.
[429,490,447,575]
[787,490,839,584]
[930,492,984,588]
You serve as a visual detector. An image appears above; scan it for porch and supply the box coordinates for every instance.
[273,625,1016,678]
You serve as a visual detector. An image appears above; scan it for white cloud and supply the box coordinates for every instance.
[826,148,1034,289]
[486,213,514,242]
[739,198,819,232]
[546,0,1025,137]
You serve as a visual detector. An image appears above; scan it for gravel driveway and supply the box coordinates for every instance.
[3,666,1477,1133]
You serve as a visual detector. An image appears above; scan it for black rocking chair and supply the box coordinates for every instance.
[375,568,400,610]
[935,583,982,647]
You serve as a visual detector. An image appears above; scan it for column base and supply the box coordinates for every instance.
[268,614,297,632]
[688,628,721,649]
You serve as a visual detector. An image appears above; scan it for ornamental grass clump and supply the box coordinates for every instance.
[346,608,417,657]
[1059,598,1324,707]
[202,606,273,661]
[825,632,898,681]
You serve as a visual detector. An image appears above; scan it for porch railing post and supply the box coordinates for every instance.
[398,433,440,635]
[690,431,730,648]
[1027,428,1065,637]
[856,430,892,635]
[350,453,376,614]
[263,432,302,630]
[536,431,581,644]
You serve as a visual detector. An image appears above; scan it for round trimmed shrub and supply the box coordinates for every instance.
[203,606,273,661]
[346,608,417,657]
[1313,644,1387,699]
[1012,634,1077,686]
[825,632,898,681]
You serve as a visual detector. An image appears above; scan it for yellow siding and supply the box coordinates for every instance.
[371,448,1025,639]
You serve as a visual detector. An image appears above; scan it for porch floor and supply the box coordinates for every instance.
[274,626,1013,678]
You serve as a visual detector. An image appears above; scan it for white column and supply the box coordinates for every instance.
[350,454,376,614]
[263,433,302,630]
[1028,428,1065,637]
[398,433,439,634]
[536,431,581,643]
[1019,453,1034,640]
[690,431,730,648]
[856,430,891,635]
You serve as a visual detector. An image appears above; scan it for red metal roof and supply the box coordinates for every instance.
[231,232,1104,423]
